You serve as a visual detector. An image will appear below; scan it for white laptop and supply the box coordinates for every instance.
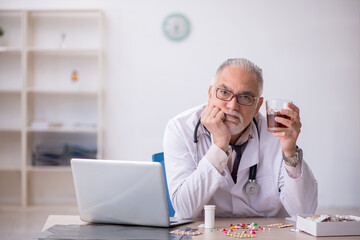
[71,158,193,228]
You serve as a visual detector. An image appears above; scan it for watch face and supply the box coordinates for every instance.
[162,13,190,41]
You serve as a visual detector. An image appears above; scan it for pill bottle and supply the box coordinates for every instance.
[204,205,216,228]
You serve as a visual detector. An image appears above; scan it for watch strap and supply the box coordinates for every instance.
[282,146,303,165]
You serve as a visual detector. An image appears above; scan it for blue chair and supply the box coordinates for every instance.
[152,152,175,217]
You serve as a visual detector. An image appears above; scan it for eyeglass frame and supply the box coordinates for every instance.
[214,87,260,106]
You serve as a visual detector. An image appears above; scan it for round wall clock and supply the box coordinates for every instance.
[162,13,191,41]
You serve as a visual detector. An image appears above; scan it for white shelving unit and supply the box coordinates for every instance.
[0,9,103,207]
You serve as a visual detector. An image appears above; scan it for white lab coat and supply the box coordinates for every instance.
[163,104,317,219]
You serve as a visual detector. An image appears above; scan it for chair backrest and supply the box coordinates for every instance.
[152,152,175,217]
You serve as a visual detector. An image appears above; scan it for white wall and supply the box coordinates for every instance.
[1,0,359,209]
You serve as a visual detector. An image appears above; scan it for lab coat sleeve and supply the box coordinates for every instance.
[278,159,318,217]
[163,119,226,219]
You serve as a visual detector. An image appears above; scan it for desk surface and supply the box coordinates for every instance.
[41,214,360,240]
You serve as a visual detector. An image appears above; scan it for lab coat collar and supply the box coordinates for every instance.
[234,121,253,146]
[238,121,260,171]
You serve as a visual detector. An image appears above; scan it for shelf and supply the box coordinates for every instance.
[28,94,98,128]
[0,127,21,132]
[0,47,22,54]
[28,126,97,133]
[28,10,101,50]
[27,53,99,91]
[0,9,103,207]
[28,9,101,14]
[0,89,21,94]
[28,48,99,56]
[27,88,98,95]
[27,166,72,172]
[0,166,21,171]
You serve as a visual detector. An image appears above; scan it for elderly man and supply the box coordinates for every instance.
[163,58,317,219]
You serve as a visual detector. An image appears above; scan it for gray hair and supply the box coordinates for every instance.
[212,58,263,96]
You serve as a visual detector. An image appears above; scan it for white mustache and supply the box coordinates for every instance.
[221,109,243,123]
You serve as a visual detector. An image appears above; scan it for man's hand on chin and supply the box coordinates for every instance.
[201,105,231,152]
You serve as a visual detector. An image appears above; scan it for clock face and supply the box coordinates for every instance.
[162,13,190,41]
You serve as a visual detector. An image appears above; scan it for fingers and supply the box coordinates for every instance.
[280,104,299,120]
[287,102,299,114]
[215,110,226,121]
[274,115,301,130]
[272,131,286,138]
[277,103,301,129]
[201,105,230,151]
[209,106,222,119]
[269,103,301,156]
[202,105,225,123]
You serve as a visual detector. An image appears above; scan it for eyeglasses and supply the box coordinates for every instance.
[215,88,259,106]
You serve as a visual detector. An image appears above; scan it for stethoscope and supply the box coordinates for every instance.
[193,117,260,195]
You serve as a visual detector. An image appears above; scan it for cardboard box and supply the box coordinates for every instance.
[296,214,360,237]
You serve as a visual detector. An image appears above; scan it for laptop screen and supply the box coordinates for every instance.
[71,158,171,227]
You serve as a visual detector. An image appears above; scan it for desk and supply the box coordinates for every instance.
[40,214,360,240]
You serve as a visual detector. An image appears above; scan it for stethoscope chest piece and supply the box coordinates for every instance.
[245,180,259,195]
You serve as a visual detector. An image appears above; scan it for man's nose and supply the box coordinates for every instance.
[226,96,240,110]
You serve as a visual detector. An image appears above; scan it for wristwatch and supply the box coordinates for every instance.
[282,146,303,165]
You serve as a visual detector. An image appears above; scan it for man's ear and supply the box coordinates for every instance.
[208,86,213,104]
[255,97,264,115]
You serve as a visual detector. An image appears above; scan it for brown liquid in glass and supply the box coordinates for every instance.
[267,112,290,132]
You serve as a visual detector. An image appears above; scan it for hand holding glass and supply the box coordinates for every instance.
[266,100,292,132]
